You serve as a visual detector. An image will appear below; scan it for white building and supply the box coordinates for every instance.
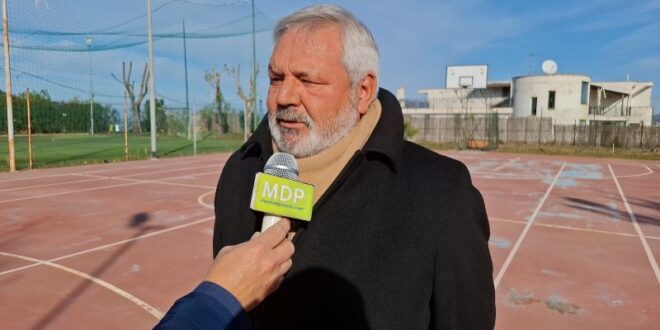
[401,73,654,126]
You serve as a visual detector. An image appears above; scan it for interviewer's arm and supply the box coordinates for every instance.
[155,219,294,330]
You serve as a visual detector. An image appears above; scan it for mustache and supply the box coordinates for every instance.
[274,106,312,128]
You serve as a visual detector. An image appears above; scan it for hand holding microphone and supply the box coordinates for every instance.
[205,218,294,311]
[155,219,294,329]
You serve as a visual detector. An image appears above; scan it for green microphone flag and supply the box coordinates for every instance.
[250,172,315,221]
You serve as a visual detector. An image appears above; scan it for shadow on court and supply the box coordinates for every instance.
[563,197,660,226]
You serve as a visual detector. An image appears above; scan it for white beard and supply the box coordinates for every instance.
[269,95,359,158]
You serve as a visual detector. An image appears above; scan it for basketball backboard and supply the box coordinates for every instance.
[445,65,488,89]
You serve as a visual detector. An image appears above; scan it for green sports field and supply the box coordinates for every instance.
[0,133,244,171]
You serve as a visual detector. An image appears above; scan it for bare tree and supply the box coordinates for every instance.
[229,64,260,140]
[452,88,489,148]
[204,65,228,134]
[112,61,149,133]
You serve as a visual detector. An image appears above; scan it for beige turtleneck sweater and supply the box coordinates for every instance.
[275,100,382,205]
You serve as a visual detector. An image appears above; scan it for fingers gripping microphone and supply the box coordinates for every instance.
[261,152,298,231]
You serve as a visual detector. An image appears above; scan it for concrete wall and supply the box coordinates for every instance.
[512,74,591,125]
[402,107,512,116]
[629,107,653,125]
[419,87,510,113]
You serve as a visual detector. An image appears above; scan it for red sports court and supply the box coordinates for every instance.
[0,151,658,329]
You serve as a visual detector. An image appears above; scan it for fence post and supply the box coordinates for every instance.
[640,123,643,148]
[552,120,556,145]
[122,87,129,160]
[572,121,576,145]
[424,114,429,142]
[26,89,33,169]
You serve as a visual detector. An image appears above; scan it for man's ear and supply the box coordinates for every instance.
[357,73,377,115]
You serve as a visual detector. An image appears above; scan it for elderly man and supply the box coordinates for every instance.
[213,4,495,330]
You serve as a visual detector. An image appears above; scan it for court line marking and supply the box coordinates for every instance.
[609,164,660,286]
[0,216,214,277]
[0,251,164,320]
[0,156,223,184]
[615,164,654,179]
[76,172,217,190]
[197,190,215,210]
[0,156,223,321]
[0,172,90,184]
[488,217,658,239]
[472,171,535,177]
[471,175,538,181]
[0,177,109,193]
[493,162,566,288]
[0,181,142,204]
[0,171,219,204]
[93,163,220,179]
[492,157,520,172]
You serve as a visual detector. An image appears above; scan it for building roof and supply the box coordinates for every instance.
[487,80,511,88]
[591,81,653,95]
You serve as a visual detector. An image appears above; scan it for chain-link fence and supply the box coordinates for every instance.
[1,0,274,170]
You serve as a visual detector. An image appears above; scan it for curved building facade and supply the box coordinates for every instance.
[512,74,591,125]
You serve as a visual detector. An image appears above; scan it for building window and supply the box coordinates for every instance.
[581,82,588,104]
[548,91,555,109]
[502,86,510,97]
[531,97,538,116]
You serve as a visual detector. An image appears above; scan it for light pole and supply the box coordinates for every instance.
[251,0,257,131]
[3,0,15,172]
[85,35,94,135]
[146,0,157,158]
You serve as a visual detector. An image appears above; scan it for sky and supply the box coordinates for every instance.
[5,0,659,116]
[257,0,660,114]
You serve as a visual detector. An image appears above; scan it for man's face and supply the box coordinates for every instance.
[267,25,358,157]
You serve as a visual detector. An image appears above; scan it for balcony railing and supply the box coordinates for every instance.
[589,106,631,116]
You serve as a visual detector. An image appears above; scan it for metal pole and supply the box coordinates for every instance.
[182,20,191,140]
[86,36,94,135]
[146,0,157,158]
[2,0,15,172]
[538,105,542,146]
[26,88,33,169]
[259,98,263,123]
[123,86,129,160]
[251,0,257,131]
[193,99,197,156]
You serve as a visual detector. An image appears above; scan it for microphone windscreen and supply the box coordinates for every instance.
[264,152,298,180]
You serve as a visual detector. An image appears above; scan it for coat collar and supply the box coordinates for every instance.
[238,88,404,172]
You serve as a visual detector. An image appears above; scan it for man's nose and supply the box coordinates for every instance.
[276,78,301,108]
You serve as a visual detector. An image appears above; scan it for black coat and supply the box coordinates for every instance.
[213,89,495,330]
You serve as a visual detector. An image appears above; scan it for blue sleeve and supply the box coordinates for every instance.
[154,281,251,330]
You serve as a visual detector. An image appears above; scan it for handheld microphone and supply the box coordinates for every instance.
[261,152,299,231]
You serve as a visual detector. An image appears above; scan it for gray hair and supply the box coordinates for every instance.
[274,4,379,94]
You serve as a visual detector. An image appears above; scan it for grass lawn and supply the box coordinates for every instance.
[0,133,245,171]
